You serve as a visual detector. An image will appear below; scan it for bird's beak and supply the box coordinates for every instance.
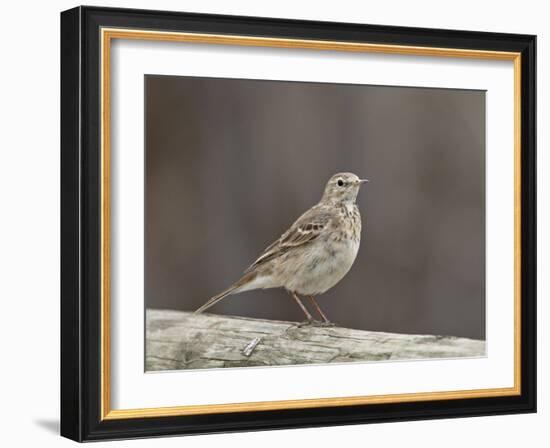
[356,178,369,185]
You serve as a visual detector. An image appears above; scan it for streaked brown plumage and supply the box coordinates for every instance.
[195,172,368,325]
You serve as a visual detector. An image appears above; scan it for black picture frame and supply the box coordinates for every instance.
[61,5,536,442]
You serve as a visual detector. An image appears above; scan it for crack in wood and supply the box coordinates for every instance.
[146,309,486,371]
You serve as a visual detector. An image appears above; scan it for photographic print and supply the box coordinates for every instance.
[145,75,486,371]
[61,7,536,440]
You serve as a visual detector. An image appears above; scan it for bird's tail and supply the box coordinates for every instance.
[194,272,256,314]
[194,285,239,314]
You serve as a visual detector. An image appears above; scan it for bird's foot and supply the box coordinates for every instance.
[319,321,336,327]
[320,320,336,327]
[296,319,323,328]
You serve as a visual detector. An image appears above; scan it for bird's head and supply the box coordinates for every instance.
[321,172,368,204]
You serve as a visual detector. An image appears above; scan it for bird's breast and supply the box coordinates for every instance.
[272,204,363,296]
[279,234,361,296]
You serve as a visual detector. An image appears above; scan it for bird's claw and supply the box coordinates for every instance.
[319,321,336,327]
[296,319,336,328]
[296,319,323,327]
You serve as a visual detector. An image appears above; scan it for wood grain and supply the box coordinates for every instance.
[146,309,485,371]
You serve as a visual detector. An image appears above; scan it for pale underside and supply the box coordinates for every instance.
[239,202,361,296]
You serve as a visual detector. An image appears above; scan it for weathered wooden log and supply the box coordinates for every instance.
[146,308,486,371]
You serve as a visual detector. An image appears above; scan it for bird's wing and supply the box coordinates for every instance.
[245,204,334,272]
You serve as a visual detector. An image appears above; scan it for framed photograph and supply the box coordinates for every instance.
[60,6,536,441]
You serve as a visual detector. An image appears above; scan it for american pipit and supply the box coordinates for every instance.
[195,172,368,326]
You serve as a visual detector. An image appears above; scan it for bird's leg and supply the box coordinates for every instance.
[308,296,335,327]
[291,292,316,324]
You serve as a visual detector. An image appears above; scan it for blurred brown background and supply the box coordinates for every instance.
[145,75,485,340]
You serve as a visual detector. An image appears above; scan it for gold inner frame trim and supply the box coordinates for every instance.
[100,27,522,421]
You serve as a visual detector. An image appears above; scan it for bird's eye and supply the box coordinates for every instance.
[337,179,344,187]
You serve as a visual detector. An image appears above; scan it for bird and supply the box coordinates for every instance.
[195,172,368,326]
